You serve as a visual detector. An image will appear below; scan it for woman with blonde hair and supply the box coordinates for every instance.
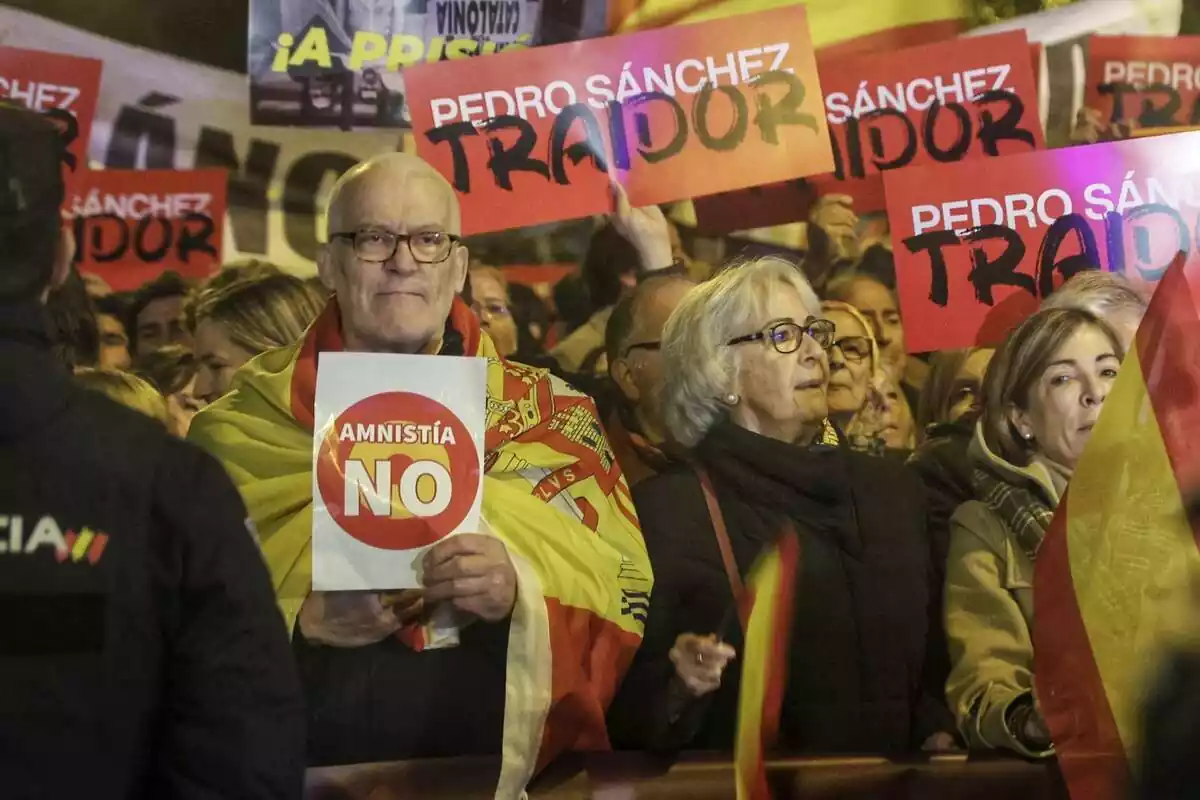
[74,368,169,426]
[468,265,519,358]
[189,271,326,404]
[820,300,914,452]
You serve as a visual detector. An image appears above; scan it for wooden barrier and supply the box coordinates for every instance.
[306,751,1069,799]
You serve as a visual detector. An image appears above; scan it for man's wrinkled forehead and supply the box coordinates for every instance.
[328,160,460,234]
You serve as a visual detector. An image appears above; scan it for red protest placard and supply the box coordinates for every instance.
[0,46,102,198]
[1085,35,1200,135]
[405,6,833,235]
[694,31,1043,232]
[883,130,1200,353]
[66,169,227,292]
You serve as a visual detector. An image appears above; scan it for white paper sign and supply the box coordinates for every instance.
[311,352,486,591]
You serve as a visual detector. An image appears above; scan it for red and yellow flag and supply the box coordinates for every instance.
[734,530,801,800]
[607,0,968,59]
[1035,255,1200,799]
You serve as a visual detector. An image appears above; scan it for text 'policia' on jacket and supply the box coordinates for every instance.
[0,298,306,800]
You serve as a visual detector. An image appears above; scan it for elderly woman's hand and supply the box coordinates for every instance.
[670,633,736,697]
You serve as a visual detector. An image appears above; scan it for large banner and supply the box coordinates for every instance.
[0,45,102,197]
[247,0,541,129]
[407,5,832,234]
[67,169,228,292]
[0,6,402,274]
[883,130,1200,353]
[1086,35,1200,135]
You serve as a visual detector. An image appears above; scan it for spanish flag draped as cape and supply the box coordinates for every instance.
[189,297,652,797]
[1035,255,1200,799]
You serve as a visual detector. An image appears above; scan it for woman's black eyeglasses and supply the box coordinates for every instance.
[726,318,835,354]
[330,229,461,264]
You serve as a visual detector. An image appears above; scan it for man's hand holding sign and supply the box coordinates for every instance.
[422,533,518,622]
[404,5,833,234]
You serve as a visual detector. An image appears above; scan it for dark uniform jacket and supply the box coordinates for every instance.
[0,300,305,799]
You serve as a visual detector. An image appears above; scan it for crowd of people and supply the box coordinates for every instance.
[2,98,1197,799]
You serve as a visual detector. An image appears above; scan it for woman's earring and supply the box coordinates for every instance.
[1023,432,1034,442]
[725,393,740,406]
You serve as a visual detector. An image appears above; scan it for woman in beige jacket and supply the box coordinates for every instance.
[944,307,1124,758]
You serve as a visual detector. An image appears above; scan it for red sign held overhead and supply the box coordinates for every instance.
[66,169,227,292]
[405,5,833,234]
[694,31,1044,231]
[0,46,102,198]
[883,130,1200,353]
[316,392,481,552]
[1086,35,1200,135]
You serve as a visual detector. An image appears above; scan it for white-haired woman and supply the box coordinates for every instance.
[607,257,953,753]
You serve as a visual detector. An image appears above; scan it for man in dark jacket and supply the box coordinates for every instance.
[0,105,305,797]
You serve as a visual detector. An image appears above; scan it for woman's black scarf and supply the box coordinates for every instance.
[692,418,863,569]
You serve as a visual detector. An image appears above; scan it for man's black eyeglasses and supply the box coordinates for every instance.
[330,229,461,264]
[623,341,661,357]
[726,318,835,354]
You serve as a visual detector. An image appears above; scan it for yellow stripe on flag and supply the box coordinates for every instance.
[735,531,800,800]
[72,528,94,563]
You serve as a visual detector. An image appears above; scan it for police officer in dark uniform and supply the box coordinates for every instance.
[0,106,306,797]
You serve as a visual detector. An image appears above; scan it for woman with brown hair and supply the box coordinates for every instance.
[945,307,1123,758]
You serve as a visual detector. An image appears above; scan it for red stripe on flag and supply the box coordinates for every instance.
[535,599,642,771]
[1035,495,1130,800]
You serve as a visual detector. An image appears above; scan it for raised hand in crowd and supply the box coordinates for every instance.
[422,532,518,622]
[669,634,737,697]
[609,180,676,271]
[1070,105,1138,145]
[809,193,860,262]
